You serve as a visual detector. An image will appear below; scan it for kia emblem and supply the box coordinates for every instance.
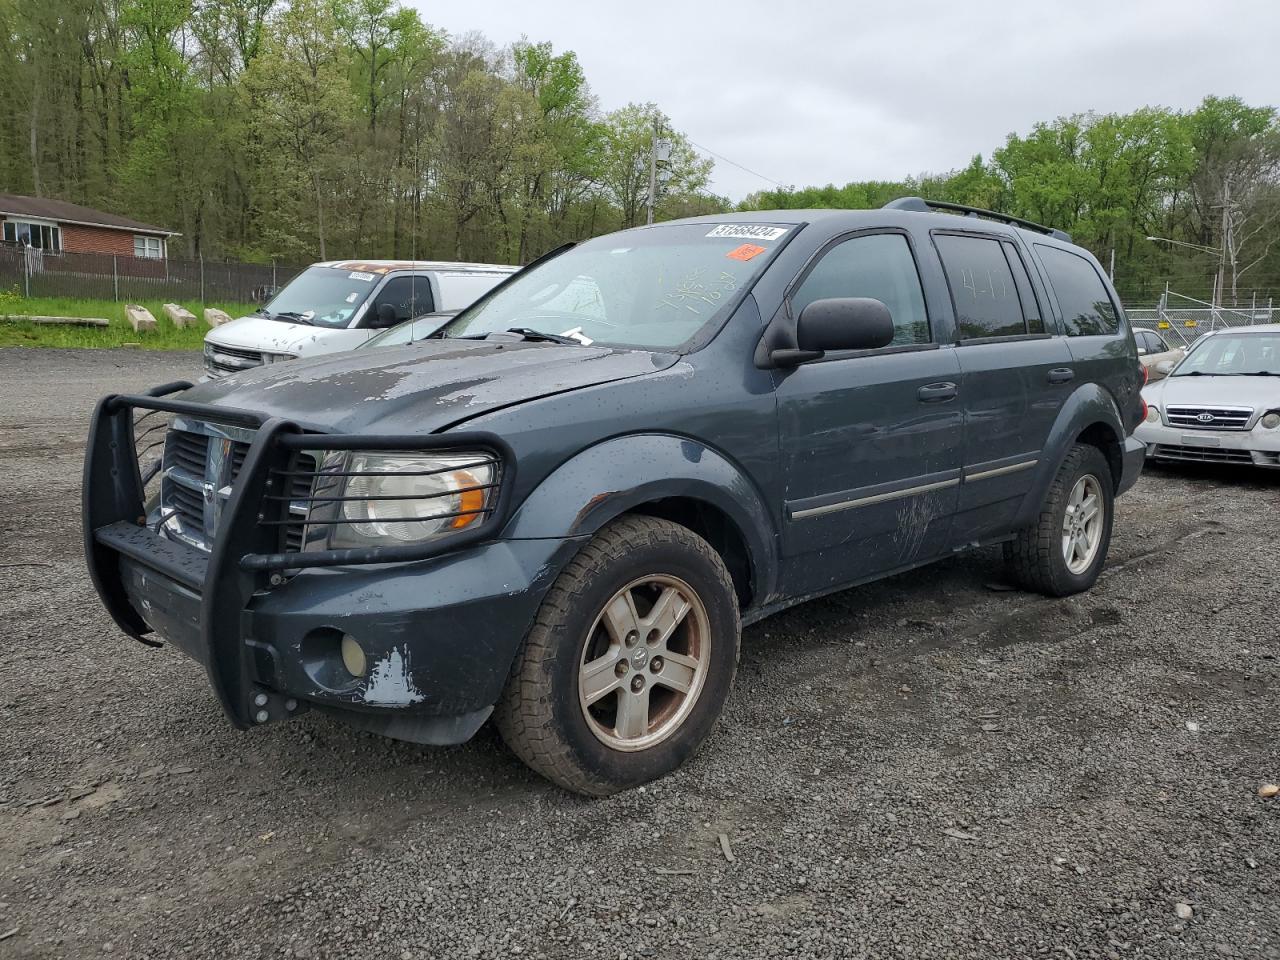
[1196,412,1215,423]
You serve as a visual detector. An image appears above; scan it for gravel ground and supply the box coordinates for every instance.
[1,347,1278,960]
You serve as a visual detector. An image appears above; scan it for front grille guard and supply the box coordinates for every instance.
[83,381,516,729]
[244,435,508,573]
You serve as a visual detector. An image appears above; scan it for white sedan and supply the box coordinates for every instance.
[1137,324,1280,469]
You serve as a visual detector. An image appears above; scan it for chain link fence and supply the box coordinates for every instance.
[1126,289,1276,346]
[0,244,305,305]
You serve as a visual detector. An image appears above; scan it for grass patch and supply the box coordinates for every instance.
[0,296,256,350]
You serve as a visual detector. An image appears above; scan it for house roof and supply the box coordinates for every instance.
[0,194,179,236]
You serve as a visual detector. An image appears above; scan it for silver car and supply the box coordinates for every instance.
[1135,329,1185,381]
[1137,324,1280,468]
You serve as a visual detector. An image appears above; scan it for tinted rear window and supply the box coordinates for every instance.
[1036,245,1118,336]
[934,234,1027,339]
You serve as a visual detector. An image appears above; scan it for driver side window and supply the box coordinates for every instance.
[791,233,930,346]
[368,275,434,326]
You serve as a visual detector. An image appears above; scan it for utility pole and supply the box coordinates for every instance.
[1215,179,1230,311]
[646,123,658,226]
[646,122,673,226]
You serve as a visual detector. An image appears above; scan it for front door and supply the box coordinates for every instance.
[774,231,965,598]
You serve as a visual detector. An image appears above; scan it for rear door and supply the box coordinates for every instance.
[774,230,964,596]
[1031,243,1137,426]
[932,231,1075,541]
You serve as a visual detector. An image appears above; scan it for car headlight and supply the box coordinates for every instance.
[1145,404,1160,423]
[261,351,297,364]
[321,452,498,546]
[1262,412,1280,430]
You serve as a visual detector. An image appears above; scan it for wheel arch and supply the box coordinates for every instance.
[1013,383,1126,528]
[502,434,778,610]
[1075,420,1123,490]
[627,497,755,608]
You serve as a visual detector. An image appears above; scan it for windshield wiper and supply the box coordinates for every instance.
[274,311,315,326]
[503,327,580,345]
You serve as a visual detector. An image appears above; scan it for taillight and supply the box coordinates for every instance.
[1140,396,1148,422]
[1141,364,1149,386]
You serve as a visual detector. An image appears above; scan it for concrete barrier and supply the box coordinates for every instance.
[204,307,234,328]
[163,303,198,329]
[124,304,157,333]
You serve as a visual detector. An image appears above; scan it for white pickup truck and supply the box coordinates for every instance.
[203,259,517,378]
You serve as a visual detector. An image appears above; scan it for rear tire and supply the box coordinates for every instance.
[1003,443,1114,597]
[495,516,740,796]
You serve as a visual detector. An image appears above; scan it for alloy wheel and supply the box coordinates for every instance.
[577,574,710,752]
[1062,474,1104,575]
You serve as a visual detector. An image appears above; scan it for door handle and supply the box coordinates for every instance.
[917,381,957,402]
[1047,367,1075,384]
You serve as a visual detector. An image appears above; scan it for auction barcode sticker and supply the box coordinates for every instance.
[705,224,789,242]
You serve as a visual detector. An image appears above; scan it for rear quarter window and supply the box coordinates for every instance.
[1035,245,1119,336]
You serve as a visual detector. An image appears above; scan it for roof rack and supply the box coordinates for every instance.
[883,196,1072,243]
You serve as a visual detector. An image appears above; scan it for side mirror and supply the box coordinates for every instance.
[372,303,400,328]
[1155,360,1175,375]
[795,298,895,355]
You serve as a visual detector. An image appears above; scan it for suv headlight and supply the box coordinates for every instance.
[1145,404,1160,423]
[261,351,297,364]
[316,451,499,547]
[1262,412,1280,430]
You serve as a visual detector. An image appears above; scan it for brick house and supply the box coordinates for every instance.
[0,193,178,259]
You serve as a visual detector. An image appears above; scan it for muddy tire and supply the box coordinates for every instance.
[495,516,740,796]
[1003,443,1115,597]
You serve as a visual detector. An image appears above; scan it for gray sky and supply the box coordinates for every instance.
[413,0,1280,201]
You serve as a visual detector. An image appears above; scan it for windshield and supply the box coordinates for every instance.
[439,223,794,350]
[264,266,381,328]
[364,313,456,348]
[1174,331,1280,376]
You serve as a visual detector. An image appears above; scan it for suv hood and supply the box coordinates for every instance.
[180,339,679,434]
[206,314,356,354]
[1144,374,1280,412]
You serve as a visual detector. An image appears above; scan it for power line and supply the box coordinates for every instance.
[686,139,789,191]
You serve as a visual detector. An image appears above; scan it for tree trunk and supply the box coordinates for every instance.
[313,169,327,260]
[28,68,42,197]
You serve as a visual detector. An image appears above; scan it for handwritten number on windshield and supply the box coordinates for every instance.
[657,269,739,315]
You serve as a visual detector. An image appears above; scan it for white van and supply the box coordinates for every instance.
[202,259,517,378]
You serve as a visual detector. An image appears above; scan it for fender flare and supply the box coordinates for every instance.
[1014,382,1125,528]
[502,434,779,604]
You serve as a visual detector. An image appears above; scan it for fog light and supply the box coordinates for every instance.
[1145,404,1160,423]
[341,634,367,677]
[1262,413,1280,430]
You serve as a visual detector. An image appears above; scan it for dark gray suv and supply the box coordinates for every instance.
[84,198,1146,795]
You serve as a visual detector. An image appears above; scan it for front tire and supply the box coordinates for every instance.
[496,516,741,796]
[1003,443,1115,597]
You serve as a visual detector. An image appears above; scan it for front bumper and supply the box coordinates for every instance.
[1135,420,1280,468]
[83,387,572,743]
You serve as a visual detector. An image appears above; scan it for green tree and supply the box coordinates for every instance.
[243,0,355,259]
[597,103,711,229]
